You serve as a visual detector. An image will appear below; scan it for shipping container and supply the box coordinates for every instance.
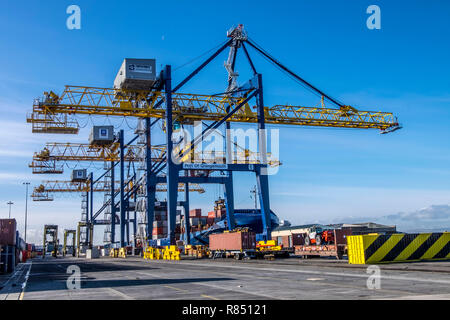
[114,58,157,90]
[189,209,202,218]
[152,227,167,235]
[0,245,15,273]
[0,219,17,246]
[278,235,292,249]
[209,231,256,251]
[208,211,216,219]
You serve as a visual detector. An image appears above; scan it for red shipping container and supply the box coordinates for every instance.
[189,209,202,217]
[21,250,28,263]
[209,231,256,251]
[152,227,167,235]
[280,235,292,248]
[208,211,216,218]
[206,217,215,225]
[0,219,17,246]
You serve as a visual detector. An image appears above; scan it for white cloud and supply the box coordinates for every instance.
[0,172,42,183]
[0,149,32,158]
[314,204,450,233]
[271,184,450,226]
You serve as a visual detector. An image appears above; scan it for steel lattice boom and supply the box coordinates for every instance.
[29,142,280,171]
[32,142,164,163]
[27,85,399,133]
[31,180,205,201]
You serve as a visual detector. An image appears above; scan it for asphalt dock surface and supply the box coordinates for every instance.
[2,256,450,300]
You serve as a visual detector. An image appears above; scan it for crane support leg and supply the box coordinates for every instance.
[76,223,80,257]
[85,190,89,245]
[146,175,156,244]
[145,117,155,244]
[256,74,271,240]
[110,160,116,244]
[126,209,130,245]
[184,181,190,245]
[224,174,236,230]
[72,231,76,256]
[133,209,137,248]
[119,129,126,247]
[164,65,179,245]
[89,172,94,249]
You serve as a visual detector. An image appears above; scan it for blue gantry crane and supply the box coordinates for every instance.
[27,25,400,248]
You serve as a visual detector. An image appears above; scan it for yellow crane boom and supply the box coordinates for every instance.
[32,142,164,163]
[27,85,399,133]
[29,142,280,172]
[31,180,205,201]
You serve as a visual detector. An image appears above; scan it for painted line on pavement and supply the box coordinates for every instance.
[163,260,450,285]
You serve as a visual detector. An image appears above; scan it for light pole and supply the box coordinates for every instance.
[23,182,30,243]
[7,201,13,218]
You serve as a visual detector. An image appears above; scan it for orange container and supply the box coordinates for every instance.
[209,231,256,251]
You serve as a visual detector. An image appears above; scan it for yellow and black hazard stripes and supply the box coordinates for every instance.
[347,232,450,264]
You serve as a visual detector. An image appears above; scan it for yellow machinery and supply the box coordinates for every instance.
[164,246,180,260]
[118,247,127,258]
[143,246,180,261]
[143,247,163,260]
[109,248,119,258]
[63,229,76,257]
[184,245,208,258]
[256,240,283,252]
[76,222,93,257]
[43,225,58,258]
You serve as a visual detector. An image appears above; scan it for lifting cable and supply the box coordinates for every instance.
[246,37,345,108]
[173,40,230,73]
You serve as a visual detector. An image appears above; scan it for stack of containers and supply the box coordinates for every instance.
[207,211,216,226]
[189,209,202,232]
[180,207,226,234]
[0,219,17,273]
[208,208,226,222]
[152,205,168,239]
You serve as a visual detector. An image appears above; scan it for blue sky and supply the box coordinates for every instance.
[1,1,449,243]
